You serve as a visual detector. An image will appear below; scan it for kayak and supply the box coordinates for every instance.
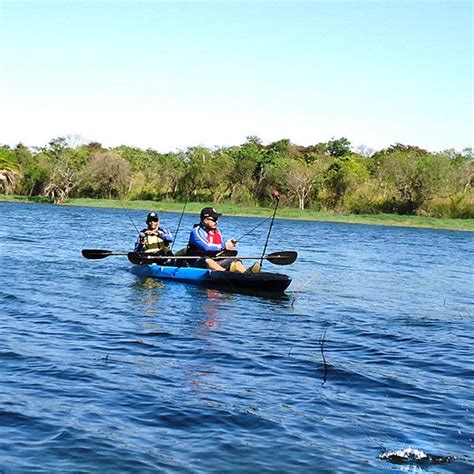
[80,248,295,294]
[128,263,292,293]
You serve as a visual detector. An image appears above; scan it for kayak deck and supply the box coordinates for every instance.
[129,263,292,293]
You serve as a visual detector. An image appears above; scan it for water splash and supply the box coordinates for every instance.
[379,447,454,465]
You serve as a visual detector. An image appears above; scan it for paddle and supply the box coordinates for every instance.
[81,248,238,260]
[127,250,297,266]
[82,249,130,259]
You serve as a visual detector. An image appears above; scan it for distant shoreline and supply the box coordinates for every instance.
[1,195,473,232]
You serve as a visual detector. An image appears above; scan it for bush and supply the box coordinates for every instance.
[426,196,474,219]
[230,186,256,206]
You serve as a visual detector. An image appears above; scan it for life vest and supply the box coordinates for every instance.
[141,229,169,253]
[207,228,223,246]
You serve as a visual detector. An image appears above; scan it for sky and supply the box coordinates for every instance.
[0,0,472,153]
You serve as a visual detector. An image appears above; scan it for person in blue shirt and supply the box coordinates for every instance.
[187,207,260,273]
[135,212,173,254]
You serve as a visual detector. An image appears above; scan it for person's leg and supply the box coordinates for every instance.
[205,258,226,271]
[230,261,246,273]
[215,258,246,273]
[245,262,261,273]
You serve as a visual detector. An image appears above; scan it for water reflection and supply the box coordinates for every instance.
[198,289,227,330]
[130,278,165,317]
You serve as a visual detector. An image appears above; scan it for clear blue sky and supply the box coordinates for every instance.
[0,0,472,152]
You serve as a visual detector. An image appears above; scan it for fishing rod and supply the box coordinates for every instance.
[170,200,188,252]
[236,215,273,242]
[118,198,141,235]
[259,190,281,267]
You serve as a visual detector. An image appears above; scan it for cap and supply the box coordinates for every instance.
[200,207,222,221]
[146,212,159,222]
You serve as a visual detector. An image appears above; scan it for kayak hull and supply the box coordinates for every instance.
[129,264,292,293]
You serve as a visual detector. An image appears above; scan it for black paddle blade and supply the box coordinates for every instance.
[266,251,297,265]
[128,252,145,264]
[82,249,114,259]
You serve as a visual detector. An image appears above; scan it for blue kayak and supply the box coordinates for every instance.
[129,263,292,293]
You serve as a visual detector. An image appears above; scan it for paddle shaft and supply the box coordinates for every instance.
[82,249,296,265]
[82,248,235,259]
[129,251,296,265]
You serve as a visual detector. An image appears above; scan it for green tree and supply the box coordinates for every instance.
[433,149,474,217]
[202,148,235,202]
[129,150,185,200]
[40,138,89,203]
[225,145,260,204]
[323,156,369,210]
[114,145,153,172]
[285,160,322,210]
[327,137,351,158]
[373,147,447,214]
[82,151,131,199]
[176,146,212,199]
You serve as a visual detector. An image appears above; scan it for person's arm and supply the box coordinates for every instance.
[224,239,237,251]
[135,232,146,252]
[158,227,173,243]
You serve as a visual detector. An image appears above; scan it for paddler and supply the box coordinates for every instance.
[135,212,173,254]
[187,207,260,273]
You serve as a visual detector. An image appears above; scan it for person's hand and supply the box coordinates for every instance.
[225,239,237,250]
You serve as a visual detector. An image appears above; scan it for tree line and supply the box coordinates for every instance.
[1,136,472,218]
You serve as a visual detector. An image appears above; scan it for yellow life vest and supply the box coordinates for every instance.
[143,232,168,253]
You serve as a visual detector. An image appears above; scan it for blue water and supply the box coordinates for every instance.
[1,202,473,472]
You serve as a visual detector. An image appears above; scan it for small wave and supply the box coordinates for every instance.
[136,331,173,338]
[1,292,20,301]
[379,447,454,465]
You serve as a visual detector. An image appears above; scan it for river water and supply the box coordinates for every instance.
[0,202,472,472]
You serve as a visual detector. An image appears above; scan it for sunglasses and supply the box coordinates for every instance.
[147,218,159,223]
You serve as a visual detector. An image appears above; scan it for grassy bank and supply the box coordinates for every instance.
[1,195,473,231]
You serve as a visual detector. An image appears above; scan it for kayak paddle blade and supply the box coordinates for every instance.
[82,249,114,259]
[266,251,297,265]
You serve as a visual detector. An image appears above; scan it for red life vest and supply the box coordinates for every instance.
[207,228,223,246]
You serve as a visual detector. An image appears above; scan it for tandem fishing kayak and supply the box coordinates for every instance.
[81,248,296,294]
[128,263,292,293]
[127,252,293,294]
